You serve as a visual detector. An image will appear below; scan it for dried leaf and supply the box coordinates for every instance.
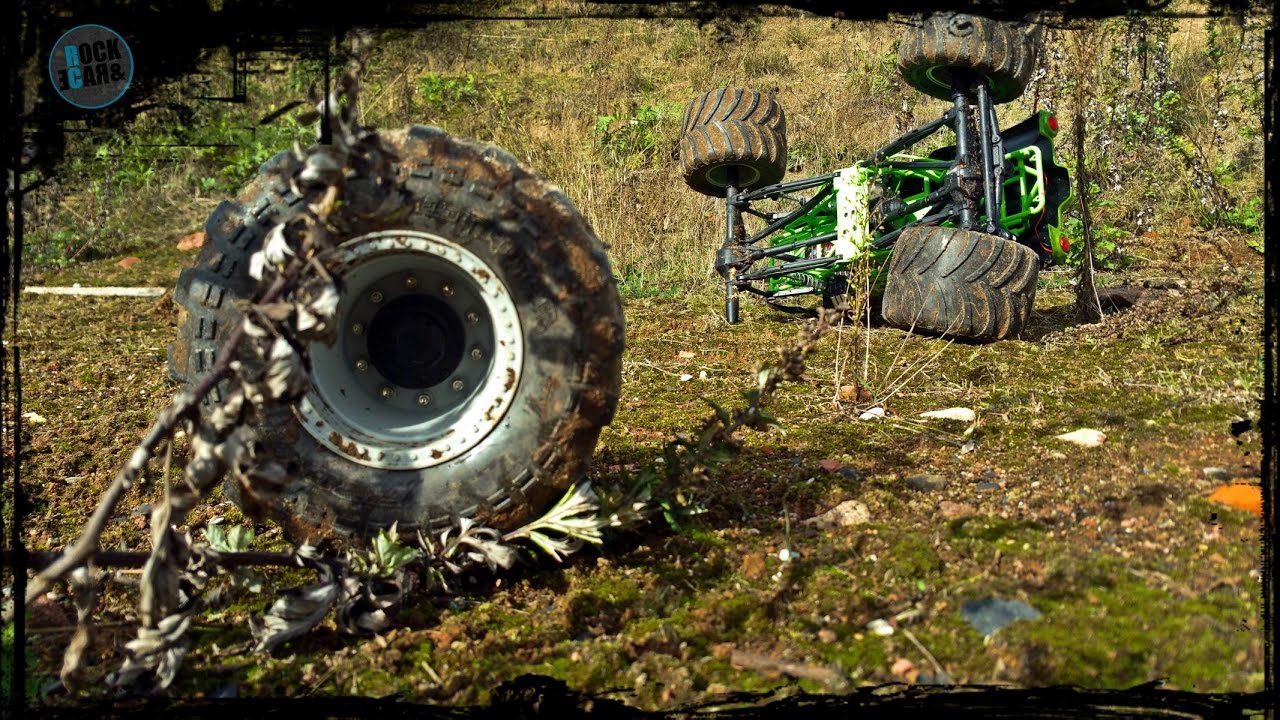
[262,224,295,267]
[250,567,339,653]
[264,337,307,400]
[107,612,193,690]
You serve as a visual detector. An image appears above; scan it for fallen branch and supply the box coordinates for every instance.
[24,269,297,606]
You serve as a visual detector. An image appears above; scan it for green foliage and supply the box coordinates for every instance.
[1063,16,1263,240]
[594,102,681,170]
[204,523,255,553]
[1064,187,1134,271]
[351,525,422,579]
[416,72,481,112]
[1213,197,1263,236]
[1,622,45,704]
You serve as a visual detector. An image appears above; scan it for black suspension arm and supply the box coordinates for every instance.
[872,108,957,164]
[742,184,833,247]
[736,173,836,203]
[975,79,1006,237]
[738,255,841,283]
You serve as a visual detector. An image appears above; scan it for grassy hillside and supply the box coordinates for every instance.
[7,3,1269,710]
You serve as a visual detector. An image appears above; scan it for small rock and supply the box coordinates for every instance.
[1055,428,1106,448]
[958,441,976,456]
[817,628,837,644]
[678,373,694,382]
[939,500,976,520]
[919,407,975,423]
[891,657,918,683]
[1047,451,1067,460]
[778,547,798,562]
[866,618,894,636]
[960,598,1042,638]
[976,481,1000,491]
[116,256,141,269]
[677,350,696,359]
[1203,467,1231,482]
[858,406,886,421]
[839,383,873,403]
[21,411,47,424]
[818,458,845,474]
[802,500,871,529]
[905,474,947,492]
[698,370,708,380]
[176,231,206,251]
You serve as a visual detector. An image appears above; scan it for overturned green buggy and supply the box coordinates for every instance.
[678,12,1073,341]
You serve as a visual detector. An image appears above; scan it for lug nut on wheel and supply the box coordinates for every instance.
[441,284,455,297]
[451,379,465,392]
[370,290,384,304]
[470,347,484,360]
[404,276,418,289]
[379,386,395,399]
[355,358,369,372]
[417,393,431,407]
[352,322,365,336]
[466,311,479,324]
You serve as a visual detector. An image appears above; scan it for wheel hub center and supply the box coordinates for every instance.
[367,294,465,389]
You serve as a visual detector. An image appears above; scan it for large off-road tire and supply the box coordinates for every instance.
[678,88,787,197]
[897,12,1041,104]
[170,126,625,540]
[881,226,1038,341]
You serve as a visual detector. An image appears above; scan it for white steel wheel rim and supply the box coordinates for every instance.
[298,230,523,470]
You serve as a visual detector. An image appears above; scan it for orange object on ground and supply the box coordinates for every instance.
[1207,484,1262,516]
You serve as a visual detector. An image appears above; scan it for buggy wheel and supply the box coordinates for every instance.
[897,12,1041,104]
[170,126,625,541]
[678,88,787,197]
[881,225,1039,342]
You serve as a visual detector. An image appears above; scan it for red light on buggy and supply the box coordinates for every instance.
[1060,235,1070,252]
[1048,115,1059,132]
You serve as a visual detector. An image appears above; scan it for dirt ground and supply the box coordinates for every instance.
[6,221,1266,708]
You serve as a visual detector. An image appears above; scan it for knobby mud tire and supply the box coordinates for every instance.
[678,88,787,197]
[897,12,1041,105]
[170,126,625,541]
[880,226,1039,342]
